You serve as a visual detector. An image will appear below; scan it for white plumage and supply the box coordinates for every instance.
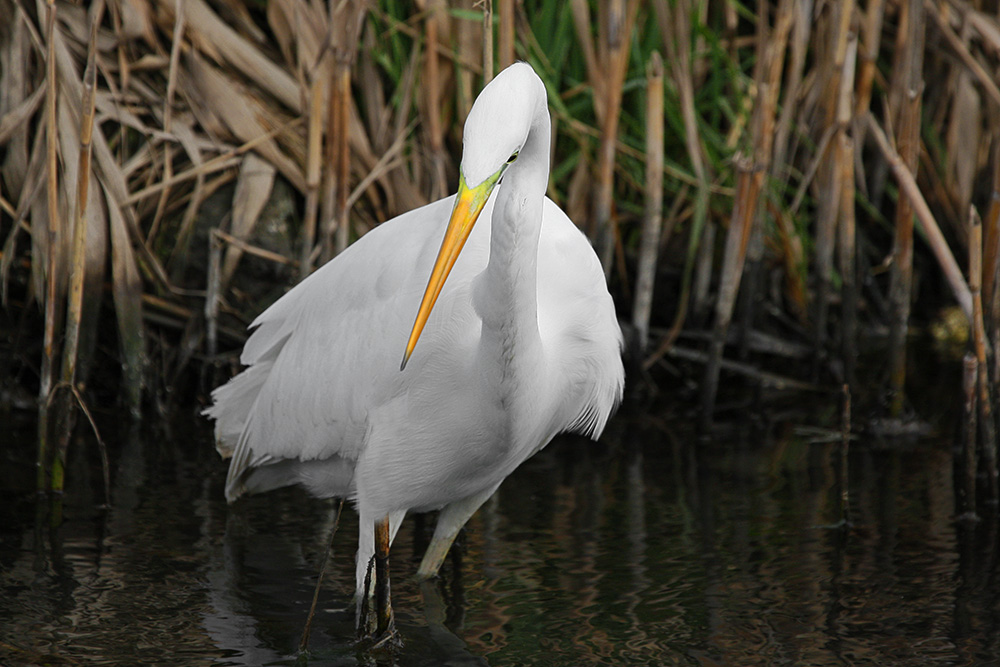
[205,62,624,615]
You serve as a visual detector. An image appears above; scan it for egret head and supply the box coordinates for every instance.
[460,62,547,188]
[401,63,548,371]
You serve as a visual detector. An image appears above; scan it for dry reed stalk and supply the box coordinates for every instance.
[969,207,998,501]
[58,8,99,410]
[497,0,514,69]
[814,0,855,358]
[160,10,210,275]
[961,352,977,516]
[854,0,885,124]
[989,148,1000,385]
[940,57,981,219]
[701,156,759,430]
[205,229,222,359]
[699,2,784,415]
[322,0,369,259]
[331,58,352,256]
[455,0,477,122]
[927,2,1000,108]
[214,228,297,267]
[737,0,792,360]
[631,52,663,353]
[867,116,973,317]
[769,202,807,323]
[382,40,427,215]
[37,0,60,493]
[772,0,811,184]
[650,0,712,347]
[654,0,707,187]
[481,0,494,83]
[149,0,184,246]
[301,69,324,276]
[985,147,1000,380]
[690,221,715,325]
[886,0,924,416]
[571,0,640,275]
[837,34,858,390]
[346,130,410,210]
[422,0,448,200]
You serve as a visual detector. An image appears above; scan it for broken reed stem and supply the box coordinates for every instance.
[38,0,60,494]
[631,52,664,354]
[969,207,998,501]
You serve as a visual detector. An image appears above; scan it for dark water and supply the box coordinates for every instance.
[2,400,1000,666]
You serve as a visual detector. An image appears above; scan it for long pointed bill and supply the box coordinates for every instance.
[401,170,501,370]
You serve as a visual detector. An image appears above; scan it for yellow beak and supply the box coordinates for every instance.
[401,170,501,370]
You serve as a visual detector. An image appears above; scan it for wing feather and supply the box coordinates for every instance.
[207,197,463,499]
[536,199,625,440]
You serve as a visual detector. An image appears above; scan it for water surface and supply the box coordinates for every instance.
[2,402,999,666]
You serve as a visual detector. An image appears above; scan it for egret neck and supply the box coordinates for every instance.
[472,103,552,433]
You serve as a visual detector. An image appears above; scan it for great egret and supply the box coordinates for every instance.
[205,62,624,638]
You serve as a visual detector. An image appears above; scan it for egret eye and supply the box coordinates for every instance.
[506,151,519,164]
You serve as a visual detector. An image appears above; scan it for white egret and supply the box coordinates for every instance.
[204,62,624,638]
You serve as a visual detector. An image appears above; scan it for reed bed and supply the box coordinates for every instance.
[1,0,1000,497]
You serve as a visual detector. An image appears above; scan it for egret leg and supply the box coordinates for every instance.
[356,509,405,638]
[417,485,499,579]
[374,516,393,636]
